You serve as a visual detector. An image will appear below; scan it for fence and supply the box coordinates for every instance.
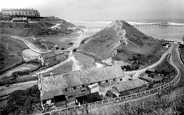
[42,71,179,115]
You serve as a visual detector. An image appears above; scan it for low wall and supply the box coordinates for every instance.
[43,71,179,115]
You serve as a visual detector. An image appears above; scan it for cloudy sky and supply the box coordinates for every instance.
[0,0,184,21]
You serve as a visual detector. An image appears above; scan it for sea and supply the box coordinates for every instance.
[69,19,184,42]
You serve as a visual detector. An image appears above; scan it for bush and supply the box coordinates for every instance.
[0,85,40,115]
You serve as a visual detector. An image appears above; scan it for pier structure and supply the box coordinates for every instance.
[78,23,168,30]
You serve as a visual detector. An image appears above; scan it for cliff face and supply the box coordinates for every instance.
[78,20,164,64]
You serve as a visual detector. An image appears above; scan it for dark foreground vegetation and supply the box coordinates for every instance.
[89,79,184,115]
[103,87,184,115]
[0,60,41,86]
[179,44,184,62]
[121,53,159,71]
[0,85,41,115]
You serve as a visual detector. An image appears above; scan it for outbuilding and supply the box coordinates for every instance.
[11,17,28,23]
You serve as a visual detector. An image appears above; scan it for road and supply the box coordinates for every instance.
[1,29,184,100]
[40,43,184,115]
[0,29,89,95]
[0,43,180,97]
[35,29,89,74]
[10,35,52,54]
[125,44,174,78]
[170,43,184,84]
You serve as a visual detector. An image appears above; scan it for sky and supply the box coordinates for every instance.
[0,0,184,21]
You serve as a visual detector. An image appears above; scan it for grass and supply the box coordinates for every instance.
[51,60,73,74]
[179,44,184,62]
[88,85,184,115]
[74,52,96,70]
[33,39,55,50]
[0,21,74,37]
[0,35,27,74]
[78,20,165,69]
[36,33,79,49]
[0,85,41,115]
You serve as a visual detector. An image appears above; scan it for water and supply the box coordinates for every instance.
[137,26,184,42]
[69,20,184,42]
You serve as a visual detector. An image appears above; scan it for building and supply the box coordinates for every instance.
[1,8,40,17]
[38,49,65,66]
[11,17,28,23]
[50,24,62,30]
[112,78,148,96]
[38,65,125,107]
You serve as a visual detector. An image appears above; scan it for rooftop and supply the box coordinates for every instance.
[41,49,63,59]
[12,17,27,21]
[1,8,39,12]
[40,65,124,100]
[113,78,148,92]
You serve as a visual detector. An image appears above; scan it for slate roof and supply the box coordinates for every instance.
[40,65,124,100]
[114,79,148,92]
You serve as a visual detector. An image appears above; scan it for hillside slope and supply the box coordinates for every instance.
[0,35,27,74]
[78,20,165,67]
[0,20,75,37]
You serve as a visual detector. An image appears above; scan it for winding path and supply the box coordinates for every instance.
[42,42,184,115]
[10,35,52,54]
[0,43,180,97]
[124,44,173,78]
[1,28,184,108]
[0,29,89,94]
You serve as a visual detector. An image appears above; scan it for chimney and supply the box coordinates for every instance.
[50,72,54,78]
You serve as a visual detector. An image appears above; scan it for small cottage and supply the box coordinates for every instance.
[11,17,28,23]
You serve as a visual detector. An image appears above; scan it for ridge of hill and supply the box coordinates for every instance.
[78,20,165,67]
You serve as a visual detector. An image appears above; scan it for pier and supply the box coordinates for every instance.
[78,23,169,30]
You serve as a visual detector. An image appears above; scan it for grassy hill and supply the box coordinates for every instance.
[0,20,75,37]
[0,35,27,74]
[78,20,165,67]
